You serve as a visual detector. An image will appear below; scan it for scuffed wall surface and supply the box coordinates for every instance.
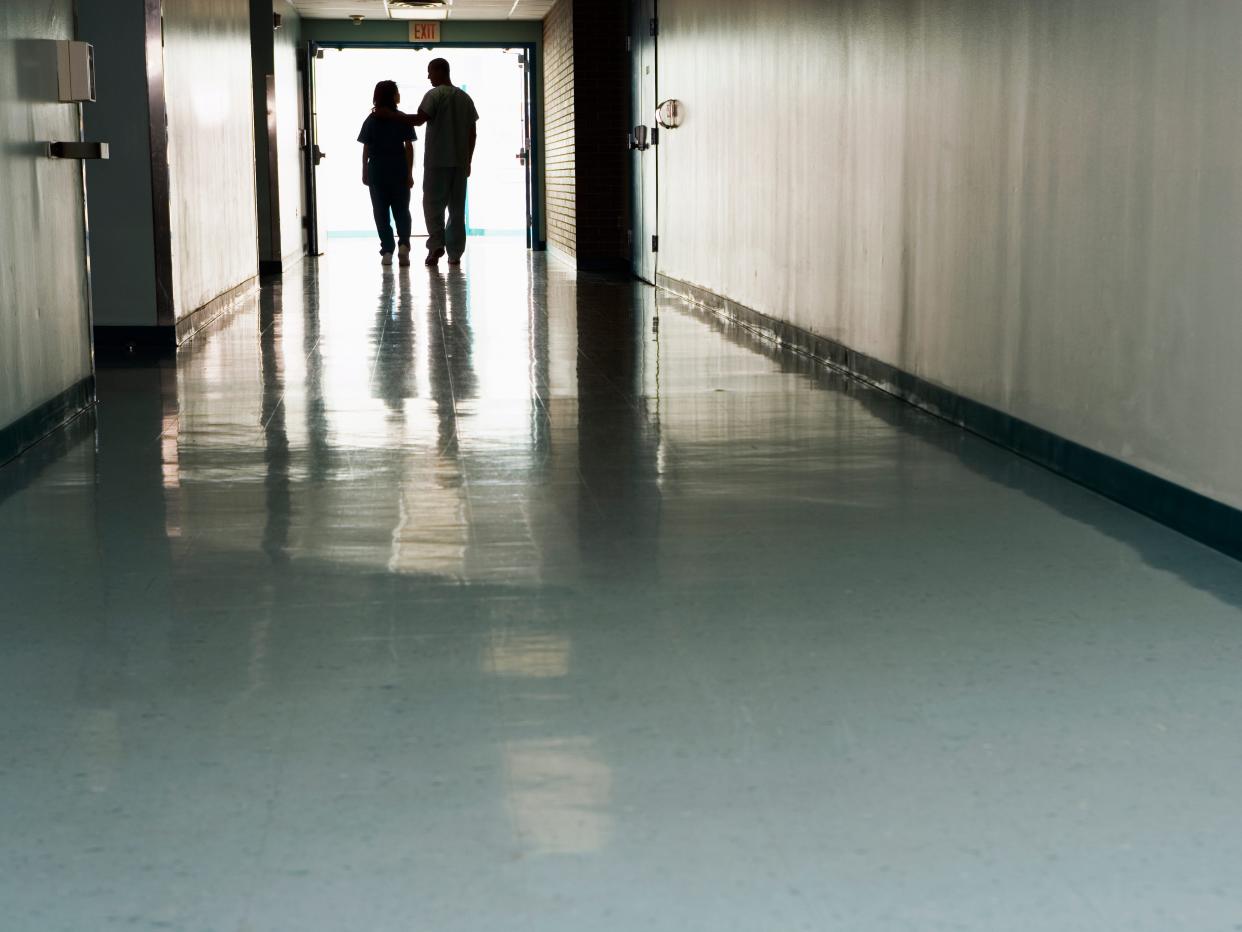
[164,0,258,317]
[0,0,92,429]
[658,0,1242,509]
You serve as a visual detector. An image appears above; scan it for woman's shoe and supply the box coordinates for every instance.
[398,244,411,267]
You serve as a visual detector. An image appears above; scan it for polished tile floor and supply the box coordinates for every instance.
[4,240,1242,930]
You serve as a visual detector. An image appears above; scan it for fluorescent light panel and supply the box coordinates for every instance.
[389,7,448,18]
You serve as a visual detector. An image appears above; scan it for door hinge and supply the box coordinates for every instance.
[518,53,527,65]
[625,35,631,52]
[651,127,659,146]
[649,17,659,37]
[651,235,659,252]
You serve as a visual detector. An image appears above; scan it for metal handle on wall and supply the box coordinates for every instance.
[46,141,109,160]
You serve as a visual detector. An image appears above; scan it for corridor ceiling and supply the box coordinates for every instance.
[291,0,556,19]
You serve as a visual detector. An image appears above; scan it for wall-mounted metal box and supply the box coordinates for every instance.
[56,41,95,102]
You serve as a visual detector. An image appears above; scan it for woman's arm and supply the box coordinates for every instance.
[361,144,369,186]
[404,142,414,188]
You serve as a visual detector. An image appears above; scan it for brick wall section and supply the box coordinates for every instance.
[571,0,630,267]
[543,0,576,257]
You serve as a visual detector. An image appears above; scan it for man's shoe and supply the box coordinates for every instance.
[425,247,444,267]
[447,257,461,267]
[381,252,393,267]
[398,244,411,267]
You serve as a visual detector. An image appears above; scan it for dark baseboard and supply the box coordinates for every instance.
[174,276,258,344]
[544,243,628,275]
[0,376,96,467]
[94,325,177,360]
[576,256,632,275]
[657,273,1242,562]
[95,276,259,356]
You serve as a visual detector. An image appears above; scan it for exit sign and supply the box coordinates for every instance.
[409,22,441,43]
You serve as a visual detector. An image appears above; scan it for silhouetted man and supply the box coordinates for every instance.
[378,58,479,267]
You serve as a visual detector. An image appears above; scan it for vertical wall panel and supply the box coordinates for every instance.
[572,0,628,266]
[163,0,258,318]
[273,2,303,261]
[250,0,301,267]
[658,0,1242,510]
[79,0,160,327]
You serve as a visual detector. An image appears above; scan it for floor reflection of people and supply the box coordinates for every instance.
[372,269,416,413]
[427,268,477,456]
[575,284,661,578]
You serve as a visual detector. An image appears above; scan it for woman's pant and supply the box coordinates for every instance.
[422,168,469,260]
[369,180,412,255]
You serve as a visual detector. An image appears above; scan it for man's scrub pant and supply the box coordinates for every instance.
[423,167,468,260]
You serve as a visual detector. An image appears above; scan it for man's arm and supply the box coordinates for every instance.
[466,125,476,177]
[404,141,414,188]
[373,106,428,128]
[361,144,369,185]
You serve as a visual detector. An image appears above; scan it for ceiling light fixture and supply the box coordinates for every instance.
[388,0,448,20]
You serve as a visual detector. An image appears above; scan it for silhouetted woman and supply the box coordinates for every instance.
[358,80,416,267]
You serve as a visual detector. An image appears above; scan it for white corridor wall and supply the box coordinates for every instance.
[0,0,92,433]
[656,0,1242,509]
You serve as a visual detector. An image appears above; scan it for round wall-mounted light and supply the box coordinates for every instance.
[350,14,364,25]
[656,99,684,129]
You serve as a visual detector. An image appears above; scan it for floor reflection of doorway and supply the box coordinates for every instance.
[315,47,529,250]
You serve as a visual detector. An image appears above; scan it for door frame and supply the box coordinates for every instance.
[298,40,324,256]
[300,40,544,253]
[630,0,658,283]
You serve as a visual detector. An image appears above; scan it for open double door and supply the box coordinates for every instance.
[298,42,538,256]
[631,0,659,284]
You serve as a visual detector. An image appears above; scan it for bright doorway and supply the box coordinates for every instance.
[314,46,530,249]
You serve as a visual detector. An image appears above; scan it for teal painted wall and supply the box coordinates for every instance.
[79,0,159,326]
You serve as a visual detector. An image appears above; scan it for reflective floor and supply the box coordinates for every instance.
[4,240,1242,930]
